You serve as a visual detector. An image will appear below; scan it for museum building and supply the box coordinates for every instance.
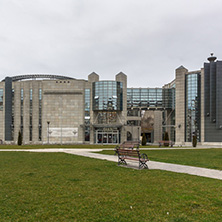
[0,54,222,145]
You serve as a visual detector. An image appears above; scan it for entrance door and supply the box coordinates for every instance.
[103,133,107,143]
[95,130,119,144]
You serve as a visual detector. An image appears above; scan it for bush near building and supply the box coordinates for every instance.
[163,131,169,147]
[17,131,22,146]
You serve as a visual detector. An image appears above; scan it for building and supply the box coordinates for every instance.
[175,54,222,145]
[0,54,222,145]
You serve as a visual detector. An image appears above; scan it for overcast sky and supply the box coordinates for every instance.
[1,0,222,87]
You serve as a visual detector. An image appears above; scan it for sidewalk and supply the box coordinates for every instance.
[1,148,222,180]
[63,149,222,180]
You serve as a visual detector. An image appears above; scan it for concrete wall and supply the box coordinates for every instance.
[200,68,205,142]
[116,72,127,143]
[154,110,163,143]
[42,80,86,144]
[175,66,187,145]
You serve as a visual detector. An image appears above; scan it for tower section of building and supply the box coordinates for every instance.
[90,72,127,144]
[204,54,222,142]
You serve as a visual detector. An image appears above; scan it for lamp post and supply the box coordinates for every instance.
[138,127,140,142]
[47,121,50,144]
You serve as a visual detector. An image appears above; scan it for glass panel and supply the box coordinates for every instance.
[0,89,3,111]
[93,81,123,111]
[185,73,201,142]
[85,89,91,141]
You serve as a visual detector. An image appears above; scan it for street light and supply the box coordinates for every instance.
[47,121,50,144]
[138,127,140,142]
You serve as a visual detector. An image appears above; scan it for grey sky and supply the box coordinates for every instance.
[1,0,222,87]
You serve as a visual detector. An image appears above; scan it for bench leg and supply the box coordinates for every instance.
[118,157,127,166]
[139,161,148,169]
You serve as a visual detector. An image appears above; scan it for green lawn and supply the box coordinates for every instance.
[0,152,222,221]
[100,148,222,170]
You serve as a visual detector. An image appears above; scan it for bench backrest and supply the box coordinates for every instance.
[116,148,140,158]
[119,141,140,149]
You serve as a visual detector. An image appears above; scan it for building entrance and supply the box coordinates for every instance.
[95,128,120,144]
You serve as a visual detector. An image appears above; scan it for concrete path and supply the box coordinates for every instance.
[1,148,222,180]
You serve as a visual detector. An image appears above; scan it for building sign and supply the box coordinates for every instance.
[49,128,78,137]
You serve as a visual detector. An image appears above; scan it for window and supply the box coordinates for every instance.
[85,89,91,141]
[0,89,3,111]
[185,73,201,142]
[93,81,123,111]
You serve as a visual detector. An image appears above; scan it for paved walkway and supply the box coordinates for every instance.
[1,148,222,180]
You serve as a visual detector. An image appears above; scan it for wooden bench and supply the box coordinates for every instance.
[116,141,140,150]
[159,140,174,147]
[115,148,149,169]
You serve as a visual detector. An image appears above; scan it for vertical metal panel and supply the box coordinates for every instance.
[210,62,216,122]
[4,77,12,141]
[216,61,222,129]
[204,63,210,117]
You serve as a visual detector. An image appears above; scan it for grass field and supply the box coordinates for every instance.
[100,148,222,170]
[0,151,222,221]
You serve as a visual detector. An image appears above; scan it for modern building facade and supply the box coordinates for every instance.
[175,54,222,145]
[0,54,222,145]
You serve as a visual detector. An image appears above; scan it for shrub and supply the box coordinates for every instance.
[17,131,22,146]
[141,133,147,146]
[192,135,197,147]
[163,131,169,147]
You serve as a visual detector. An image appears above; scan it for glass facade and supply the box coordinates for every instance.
[185,73,201,142]
[127,88,175,109]
[93,81,123,111]
[0,89,3,111]
[85,89,90,141]
[94,128,120,144]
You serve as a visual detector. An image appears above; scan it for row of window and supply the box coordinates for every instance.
[85,89,91,141]
[0,89,3,111]
[127,88,175,109]
[185,73,201,142]
[11,88,42,141]
[93,81,123,111]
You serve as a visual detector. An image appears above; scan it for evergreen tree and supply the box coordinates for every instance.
[163,131,169,147]
[192,135,197,147]
[18,131,22,146]
[142,133,147,146]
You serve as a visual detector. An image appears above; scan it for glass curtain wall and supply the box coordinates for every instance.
[127,88,175,109]
[93,81,123,111]
[185,73,201,142]
[95,128,119,144]
[0,89,3,111]
[92,81,122,144]
[85,89,90,141]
